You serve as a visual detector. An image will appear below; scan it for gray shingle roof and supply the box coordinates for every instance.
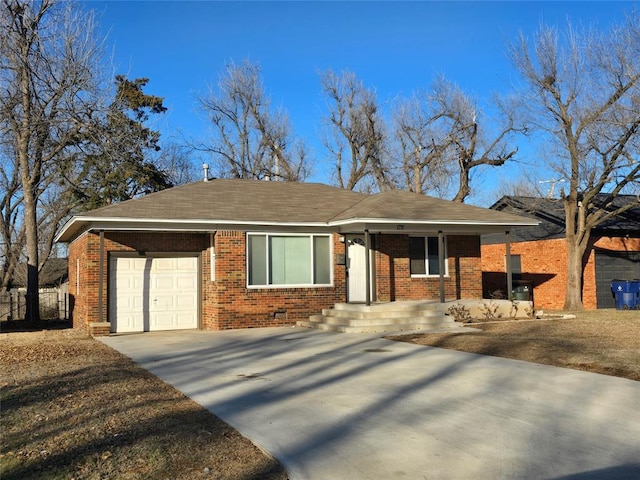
[331,189,528,223]
[83,179,368,223]
[58,180,538,241]
[482,195,640,244]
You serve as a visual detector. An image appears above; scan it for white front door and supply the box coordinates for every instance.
[347,235,368,303]
[109,256,198,333]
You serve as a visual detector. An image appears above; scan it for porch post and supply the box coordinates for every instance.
[364,228,371,306]
[505,230,513,301]
[438,230,445,303]
[98,230,105,322]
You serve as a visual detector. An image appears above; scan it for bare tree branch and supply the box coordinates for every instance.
[320,69,391,192]
[195,60,309,182]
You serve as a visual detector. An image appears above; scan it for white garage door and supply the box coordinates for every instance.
[109,256,198,333]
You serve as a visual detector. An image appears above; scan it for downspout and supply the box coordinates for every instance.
[505,230,513,301]
[438,230,445,303]
[98,230,105,323]
[365,229,371,306]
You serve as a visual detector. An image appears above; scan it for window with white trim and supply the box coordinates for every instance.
[409,236,447,276]
[247,233,332,287]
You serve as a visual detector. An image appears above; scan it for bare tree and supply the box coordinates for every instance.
[0,0,103,319]
[510,14,640,310]
[320,69,392,192]
[393,76,519,202]
[434,78,519,202]
[196,60,309,181]
[392,90,453,197]
[154,142,200,186]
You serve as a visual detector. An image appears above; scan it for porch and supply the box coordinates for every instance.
[297,298,534,333]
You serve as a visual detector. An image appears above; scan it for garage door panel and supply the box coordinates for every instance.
[176,276,196,289]
[595,251,640,308]
[153,276,175,290]
[150,313,175,330]
[152,258,175,269]
[176,294,197,307]
[175,313,197,328]
[110,256,198,333]
[174,257,195,269]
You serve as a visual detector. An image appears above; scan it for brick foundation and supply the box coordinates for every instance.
[88,322,111,337]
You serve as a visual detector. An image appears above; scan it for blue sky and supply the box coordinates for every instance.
[86,1,635,203]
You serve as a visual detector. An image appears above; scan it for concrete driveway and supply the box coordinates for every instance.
[100,328,640,480]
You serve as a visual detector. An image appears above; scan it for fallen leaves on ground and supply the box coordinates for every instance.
[0,327,288,480]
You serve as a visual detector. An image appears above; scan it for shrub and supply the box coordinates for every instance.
[447,303,472,323]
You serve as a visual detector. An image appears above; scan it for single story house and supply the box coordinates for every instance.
[56,179,537,336]
[482,195,640,309]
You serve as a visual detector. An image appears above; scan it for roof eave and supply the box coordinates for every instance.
[329,217,539,234]
[56,215,540,243]
[55,216,335,243]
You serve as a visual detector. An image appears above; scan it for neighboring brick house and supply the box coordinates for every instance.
[482,195,640,310]
[56,179,536,336]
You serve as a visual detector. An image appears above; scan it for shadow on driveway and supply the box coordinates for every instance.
[101,327,640,480]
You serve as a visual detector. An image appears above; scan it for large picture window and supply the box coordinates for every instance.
[409,236,447,276]
[247,234,332,287]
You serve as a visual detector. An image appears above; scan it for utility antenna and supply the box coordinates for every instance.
[273,147,280,181]
[538,178,566,198]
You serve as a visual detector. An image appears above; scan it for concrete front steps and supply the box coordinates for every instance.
[297,300,467,334]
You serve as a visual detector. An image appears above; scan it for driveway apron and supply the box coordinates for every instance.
[100,328,640,480]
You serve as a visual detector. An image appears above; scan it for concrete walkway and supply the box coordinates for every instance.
[100,328,640,480]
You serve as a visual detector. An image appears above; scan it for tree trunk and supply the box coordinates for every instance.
[452,162,470,203]
[563,194,594,311]
[413,162,421,194]
[563,234,586,311]
[21,171,40,323]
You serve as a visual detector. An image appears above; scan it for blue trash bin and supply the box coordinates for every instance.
[611,280,636,310]
[631,280,640,310]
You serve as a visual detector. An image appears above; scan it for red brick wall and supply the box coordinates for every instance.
[482,238,566,310]
[374,234,482,302]
[68,233,89,332]
[68,229,483,334]
[481,236,640,310]
[208,231,347,329]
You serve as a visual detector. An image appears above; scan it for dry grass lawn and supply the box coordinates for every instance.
[0,324,288,480]
[390,309,640,381]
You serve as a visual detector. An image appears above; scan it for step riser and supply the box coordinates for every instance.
[311,315,451,327]
[332,302,447,313]
[322,309,443,319]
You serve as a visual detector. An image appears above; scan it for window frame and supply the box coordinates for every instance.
[246,232,333,288]
[409,235,449,278]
